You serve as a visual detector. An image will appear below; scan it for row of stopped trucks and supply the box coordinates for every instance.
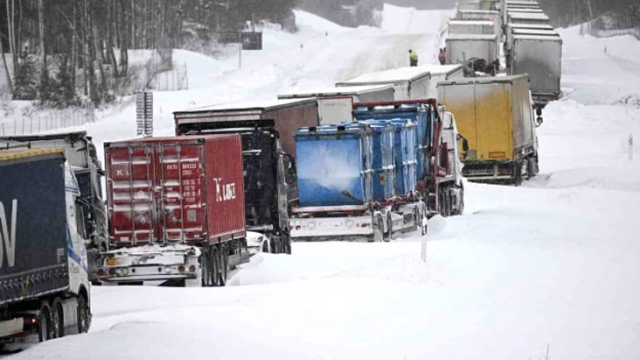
[446,0,563,109]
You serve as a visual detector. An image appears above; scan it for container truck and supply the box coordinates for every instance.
[448,20,496,36]
[172,98,319,159]
[174,108,298,256]
[446,34,499,67]
[0,132,106,284]
[289,123,427,242]
[437,75,540,185]
[509,34,563,106]
[505,23,554,51]
[101,135,247,287]
[277,85,395,125]
[0,149,91,348]
[353,100,466,217]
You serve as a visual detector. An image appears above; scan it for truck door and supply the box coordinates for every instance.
[277,154,298,231]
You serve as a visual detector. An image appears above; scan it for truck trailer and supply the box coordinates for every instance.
[101,135,247,287]
[174,109,298,255]
[277,85,395,125]
[505,23,555,51]
[336,67,432,100]
[437,75,540,185]
[446,34,499,66]
[455,9,503,37]
[172,98,319,159]
[0,132,106,284]
[290,122,427,242]
[448,20,496,36]
[507,12,550,26]
[0,149,91,347]
[509,34,562,106]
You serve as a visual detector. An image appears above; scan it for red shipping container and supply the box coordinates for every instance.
[105,135,245,248]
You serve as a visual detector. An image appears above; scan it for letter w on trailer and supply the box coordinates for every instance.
[277,85,395,125]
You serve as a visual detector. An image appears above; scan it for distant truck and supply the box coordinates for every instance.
[509,33,563,106]
[172,99,319,159]
[0,149,91,346]
[505,23,554,51]
[446,34,499,66]
[456,9,503,37]
[336,65,464,101]
[174,105,299,255]
[448,20,496,36]
[0,132,106,284]
[277,85,395,125]
[437,75,540,185]
[507,12,550,26]
[101,135,247,286]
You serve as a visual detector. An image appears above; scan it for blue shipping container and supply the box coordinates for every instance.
[295,124,374,207]
[354,104,435,181]
[357,120,396,201]
[390,119,418,196]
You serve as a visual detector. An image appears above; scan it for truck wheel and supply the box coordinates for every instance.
[201,248,211,287]
[261,239,270,253]
[373,214,384,242]
[38,302,53,342]
[384,213,393,242]
[283,234,292,255]
[514,162,523,187]
[77,295,90,333]
[51,298,65,338]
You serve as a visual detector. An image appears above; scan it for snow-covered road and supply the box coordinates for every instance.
[7,6,640,360]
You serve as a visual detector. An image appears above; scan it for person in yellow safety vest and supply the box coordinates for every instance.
[409,49,418,67]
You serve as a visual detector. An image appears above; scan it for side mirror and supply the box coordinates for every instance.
[457,134,470,160]
[536,117,543,127]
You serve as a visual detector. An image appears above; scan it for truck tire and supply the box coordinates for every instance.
[283,233,292,255]
[201,248,211,287]
[219,244,228,287]
[373,214,384,242]
[514,161,523,187]
[51,298,65,338]
[211,247,220,287]
[38,302,53,342]
[77,295,90,333]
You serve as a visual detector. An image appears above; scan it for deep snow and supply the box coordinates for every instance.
[4,6,640,360]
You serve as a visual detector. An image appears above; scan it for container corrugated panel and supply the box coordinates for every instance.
[295,125,373,207]
[0,151,69,306]
[390,119,418,195]
[354,104,433,181]
[357,121,396,201]
[105,135,245,248]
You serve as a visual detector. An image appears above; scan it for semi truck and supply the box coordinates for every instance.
[0,132,106,284]
[445,34,499,67]
[289,122,427,242]
[100,135,247,286]
[0,149,91,348]
[336,66,463,101]
[174,106,299,256]
[437,75,540,185]
[353,100,466,217]
[456,9,503,37]
[277,85,395,125]
[172,99,319,159]
[448,20,496,36]
[509,33,563,106]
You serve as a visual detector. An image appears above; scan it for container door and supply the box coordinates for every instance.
[107,145,158,246]
[475,84,513,161]
[383,130,396,198]
[361,134,374,204]
[155,144,205,244]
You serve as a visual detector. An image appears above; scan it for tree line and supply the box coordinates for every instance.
[0,0,297,107]
[538,0,640,28]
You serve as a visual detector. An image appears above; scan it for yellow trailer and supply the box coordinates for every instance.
[437,75,540,185]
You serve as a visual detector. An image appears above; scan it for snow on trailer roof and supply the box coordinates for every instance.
[457,9,500,15]
[513,34,563,42]
[277,85,394,98]
[508,13,550,21]
[337,67,432,85]
[507,8,543,13]
[506,0,540,5]
[448,20,494,25]
[414,64,464,76]
[438,74,529,86]
[508,23,554,29]
[446,34,498,40]
[512,29,559,36]
[174,98,317,115]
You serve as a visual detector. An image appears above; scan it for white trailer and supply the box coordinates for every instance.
[336,67,431,100]
[507,12,550,26]
[278,85,395,125]
[510,34,563,105]
[456,9,502,38]
[420,65,465,99]
[505,23,554,51]
[448,20,496,35]
[446,34,499,65]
